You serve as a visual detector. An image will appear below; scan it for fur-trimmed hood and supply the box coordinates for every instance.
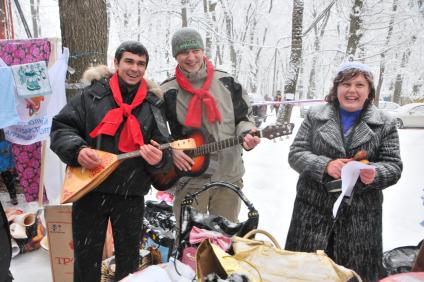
[81,65,162,98]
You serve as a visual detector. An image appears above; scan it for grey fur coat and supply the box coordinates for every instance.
[285,103,402,282]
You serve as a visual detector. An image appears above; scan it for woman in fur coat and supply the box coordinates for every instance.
[285,61,402,281]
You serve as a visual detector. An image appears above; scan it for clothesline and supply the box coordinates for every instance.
[252,99,326,106]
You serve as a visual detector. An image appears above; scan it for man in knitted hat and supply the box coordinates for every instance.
[50,41,172,281]
[160,27,260,226]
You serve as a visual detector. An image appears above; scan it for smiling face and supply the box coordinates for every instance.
[175,48,204,73]
[337,73,370,112]
[114,51,147,86]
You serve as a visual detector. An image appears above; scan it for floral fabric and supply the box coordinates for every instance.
[0,39,50,202]
[0,39,50,65]
[11,143,46,202]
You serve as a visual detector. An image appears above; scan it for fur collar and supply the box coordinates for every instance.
[81,65,162,98]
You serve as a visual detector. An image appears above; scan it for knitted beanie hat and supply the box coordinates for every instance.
[171,27,204,57]
[337,61,372,74]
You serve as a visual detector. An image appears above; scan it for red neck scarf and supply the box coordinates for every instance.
[175,57,222,128]
[89,72,147,152]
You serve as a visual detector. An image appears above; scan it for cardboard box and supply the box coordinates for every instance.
[44,204,73,282]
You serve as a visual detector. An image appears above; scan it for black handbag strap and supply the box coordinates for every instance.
[182,181,259,219]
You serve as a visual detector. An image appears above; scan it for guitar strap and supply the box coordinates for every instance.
[151,105,170,138]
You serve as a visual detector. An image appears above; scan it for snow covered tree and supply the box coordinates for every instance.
[375,0,398,104]
[346,0,364,58]
[30,0,41,37]
[276,0,304,125]
[306,1,332,100]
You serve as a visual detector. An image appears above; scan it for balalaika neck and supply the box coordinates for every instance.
[189,132,261,157]
[116,143,171,160]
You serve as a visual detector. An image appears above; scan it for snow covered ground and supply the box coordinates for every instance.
[5,106,424,281]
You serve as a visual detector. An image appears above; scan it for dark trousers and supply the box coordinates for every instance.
[0,203,13,282]
[72,192,144,282]
[1,171,16,200]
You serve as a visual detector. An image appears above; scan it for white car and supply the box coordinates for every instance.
[389,103,424,129]
[377,101,400,112]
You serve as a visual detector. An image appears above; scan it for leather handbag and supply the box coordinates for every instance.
[177,181,259,269]
[197,229,362,282]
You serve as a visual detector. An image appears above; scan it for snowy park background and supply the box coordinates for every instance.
[2,0,424,280]
[9,0,424,104]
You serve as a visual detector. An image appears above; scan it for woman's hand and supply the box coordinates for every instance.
[172,149,194,171]
[139,140,163,166]
[360,168,376,185]
[325,158,351,179]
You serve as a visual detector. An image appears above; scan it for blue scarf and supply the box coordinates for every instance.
[339,108,362,134]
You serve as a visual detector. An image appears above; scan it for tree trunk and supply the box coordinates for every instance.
[30,0,41,37]
[307,7,330,99]
[375,0,398,104]
[393,36,416,104]
[297,62,304,100]
[210,2,222,66]
[346,0,364,57]
[220,0,237,76]
[250,27,267,93]
[137,1,141,42]
[0,0,6,39]
[165,19,172,78]
[181,0,188,27]
[14,0,32,37]
[203,0,217,58]
[276,0,304,124]
[59,0,108,100]
[244,1,268,93]
[106,0,111,41]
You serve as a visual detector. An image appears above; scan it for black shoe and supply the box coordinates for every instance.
[10,196,18,205]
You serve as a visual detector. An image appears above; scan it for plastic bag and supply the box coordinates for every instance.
[142,200,176,263]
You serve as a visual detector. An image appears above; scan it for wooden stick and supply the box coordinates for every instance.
[38,140,46,207]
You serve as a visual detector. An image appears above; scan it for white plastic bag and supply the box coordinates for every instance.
[119,265,171,282]
[164,257,196,282]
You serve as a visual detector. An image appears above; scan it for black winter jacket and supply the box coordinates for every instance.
[50,78,172,197]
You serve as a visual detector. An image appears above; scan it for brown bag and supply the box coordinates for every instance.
[196,239,228,280]
[197,229,363,282]
[196,239,260,281]
[412,242,424,272]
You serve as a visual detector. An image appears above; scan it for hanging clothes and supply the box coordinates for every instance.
[0,38,51,202]
[43,47,69,204]
[10,61,52,121]
[0,138,14,173]
[0,65,20,128]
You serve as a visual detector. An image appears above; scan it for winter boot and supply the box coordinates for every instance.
[1,171,18,205]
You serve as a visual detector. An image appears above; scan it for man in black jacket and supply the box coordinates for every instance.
[50,41,172,282]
